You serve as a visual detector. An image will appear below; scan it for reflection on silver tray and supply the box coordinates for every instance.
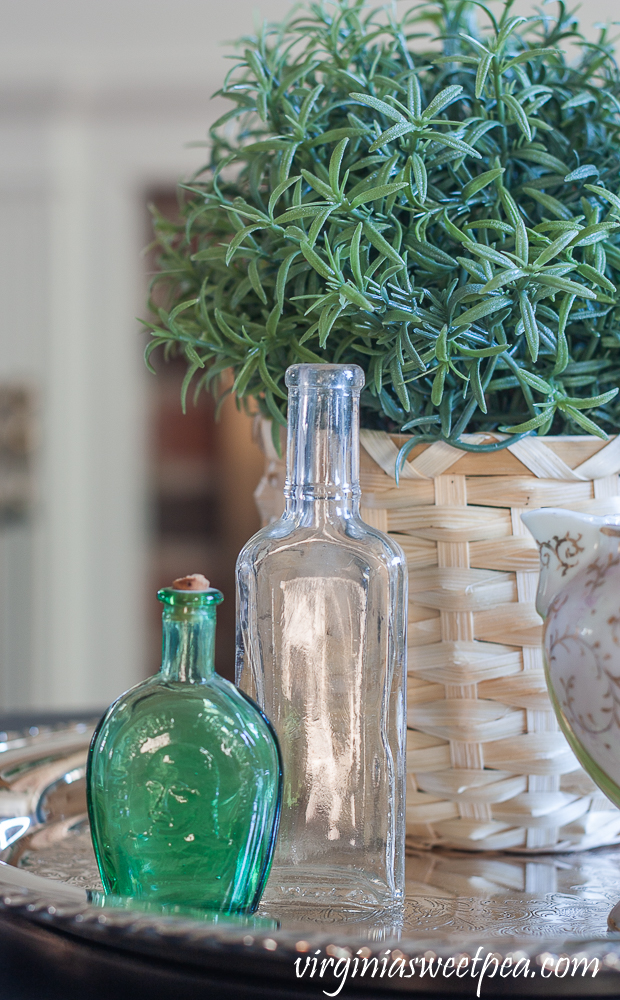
[2,722,620,995]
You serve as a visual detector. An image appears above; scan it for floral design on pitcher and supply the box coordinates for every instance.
[584,553,620,595]
[538,533,584,577]
[608,613,620,646]
[524,508,620,804]
[548,623,618,745]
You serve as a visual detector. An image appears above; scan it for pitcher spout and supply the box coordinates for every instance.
[521,509,616,618]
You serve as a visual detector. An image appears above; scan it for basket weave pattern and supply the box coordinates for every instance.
[254,424,620,852]
[359,431,620,852]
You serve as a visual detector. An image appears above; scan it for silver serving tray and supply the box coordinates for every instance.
[1,722,620,995]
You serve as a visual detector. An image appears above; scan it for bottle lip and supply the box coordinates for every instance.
[285,363,365,392]
[157,587,224,608]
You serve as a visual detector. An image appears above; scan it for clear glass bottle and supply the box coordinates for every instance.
[236,365,407,909]
[87,579,282,914]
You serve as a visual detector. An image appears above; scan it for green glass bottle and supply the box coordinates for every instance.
[87,575,282,914]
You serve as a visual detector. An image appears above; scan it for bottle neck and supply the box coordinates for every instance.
[160,606,216,683]
[285,385,361,514]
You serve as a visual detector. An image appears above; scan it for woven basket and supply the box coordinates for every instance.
[254,423,620,852]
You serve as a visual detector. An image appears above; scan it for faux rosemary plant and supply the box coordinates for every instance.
[146,0,620,452]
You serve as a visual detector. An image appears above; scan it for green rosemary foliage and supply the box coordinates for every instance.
[146,0,620,440]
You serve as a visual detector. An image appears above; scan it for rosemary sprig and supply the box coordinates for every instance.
[146,0,620,439]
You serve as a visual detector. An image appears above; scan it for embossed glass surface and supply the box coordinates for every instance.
[87,587,282,913]
[236,364,407,909]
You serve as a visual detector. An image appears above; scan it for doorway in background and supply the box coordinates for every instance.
[145,190,264,680]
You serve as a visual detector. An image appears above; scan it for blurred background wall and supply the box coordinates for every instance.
[0,0,615,712]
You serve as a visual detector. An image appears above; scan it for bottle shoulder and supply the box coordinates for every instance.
[93,673,276,749]
[237,512,407,572]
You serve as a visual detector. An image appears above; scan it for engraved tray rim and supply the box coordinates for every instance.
[2,720,620,996]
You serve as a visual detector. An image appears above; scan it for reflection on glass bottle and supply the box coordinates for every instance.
[236,365,407,909]
[87,577,282,914]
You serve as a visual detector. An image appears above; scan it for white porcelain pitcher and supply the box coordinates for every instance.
[522,508,620,808]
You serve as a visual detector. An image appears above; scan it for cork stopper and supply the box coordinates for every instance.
[172,574,211,591]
